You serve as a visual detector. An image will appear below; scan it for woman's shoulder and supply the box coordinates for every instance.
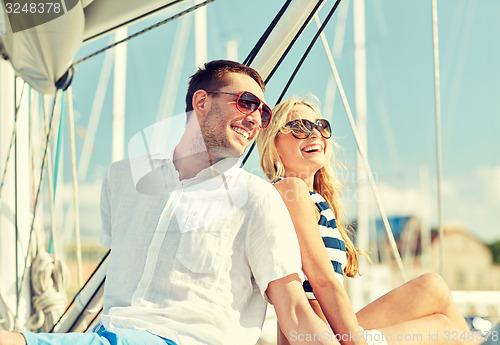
[273,176,310,193]
[272,177,317,209]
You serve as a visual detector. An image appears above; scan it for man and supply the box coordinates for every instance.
[0,60,338,345]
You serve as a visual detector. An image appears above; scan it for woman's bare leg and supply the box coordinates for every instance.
[376,314,482,345]
[356,273,469,332]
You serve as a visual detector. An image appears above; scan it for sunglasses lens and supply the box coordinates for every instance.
[287,119,331,139]
[289,120,311,139]
[237,92,260,113]
[318,120,331,138]
[261,105,272,128]
[238,92,272,129]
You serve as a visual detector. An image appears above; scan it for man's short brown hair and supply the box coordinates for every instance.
[185,60,265,113]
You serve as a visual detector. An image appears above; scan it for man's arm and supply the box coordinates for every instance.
[267,274,339,345]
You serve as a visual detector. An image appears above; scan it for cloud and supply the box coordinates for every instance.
[477,166,500,203]
[343,172,500,242]
[376,183,435,219]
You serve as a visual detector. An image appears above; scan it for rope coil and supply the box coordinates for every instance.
[27,242,70,332]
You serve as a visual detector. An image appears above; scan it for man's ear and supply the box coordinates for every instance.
[192,89,209,118]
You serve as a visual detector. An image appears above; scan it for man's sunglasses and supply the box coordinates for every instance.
[206,91,272,129]
[283,119,332,139]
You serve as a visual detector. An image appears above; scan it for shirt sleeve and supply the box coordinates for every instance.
[100,166,112,249]
[245,185,303,302]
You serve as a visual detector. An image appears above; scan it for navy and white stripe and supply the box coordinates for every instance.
[303,191,347,299]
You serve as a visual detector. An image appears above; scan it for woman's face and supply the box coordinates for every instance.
[275,104,329,180]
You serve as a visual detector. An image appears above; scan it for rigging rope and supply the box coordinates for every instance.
[14,90,65,326]
[22,92,70,332]
[241,0,340,167]
[43,97,59,261]
[0,82,26,202]
[314,14,407,281]
[243,0,293,67]
[72,0,215,67]
[50,250,110,333]
[66,87,84,288]
[264,0,327,86]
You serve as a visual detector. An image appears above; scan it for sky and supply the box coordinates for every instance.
[59,0,500,244]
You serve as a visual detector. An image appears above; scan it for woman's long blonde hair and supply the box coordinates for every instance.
[256,96,361,277]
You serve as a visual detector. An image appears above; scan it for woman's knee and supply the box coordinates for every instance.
[414,273,452,305]
[416,273,449,291]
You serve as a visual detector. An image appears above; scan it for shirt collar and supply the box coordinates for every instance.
[133,149,242,194]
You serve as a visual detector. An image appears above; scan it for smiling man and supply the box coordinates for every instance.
[0,60,338,345]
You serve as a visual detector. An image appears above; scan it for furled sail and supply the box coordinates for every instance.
[0,0,187,94]
[0,0,86,93]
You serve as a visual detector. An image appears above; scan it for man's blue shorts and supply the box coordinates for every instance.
[22,325,178,345]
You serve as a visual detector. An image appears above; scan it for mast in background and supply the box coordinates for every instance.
[112,27,128,163]
[194,2,207,68]
[226,39,239,62]
[350,0,369,312]
[0,61,31,331]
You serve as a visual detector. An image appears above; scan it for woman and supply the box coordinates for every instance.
[256,97,480,345]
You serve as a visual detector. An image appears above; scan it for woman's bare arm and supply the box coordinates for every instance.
[274,178,367,345]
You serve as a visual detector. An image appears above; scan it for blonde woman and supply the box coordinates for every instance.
[256,97,480,345]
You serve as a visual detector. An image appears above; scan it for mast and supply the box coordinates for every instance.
[0,61,31,330]
[194,2,207,68]
[431,0,445,277]
[112,27,128,163]
[154,15,191,124]
[351,0,369,311]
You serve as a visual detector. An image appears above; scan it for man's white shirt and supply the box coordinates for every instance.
[99,151,302,345]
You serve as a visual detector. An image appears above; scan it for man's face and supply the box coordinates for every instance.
[200,73,266,159]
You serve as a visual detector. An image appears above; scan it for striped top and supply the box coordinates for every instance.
[303,191,347,299]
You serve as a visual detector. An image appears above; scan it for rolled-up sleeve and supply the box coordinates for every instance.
[245,187,303,302]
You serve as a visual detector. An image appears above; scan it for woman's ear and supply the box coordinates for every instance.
[192,90,209,118]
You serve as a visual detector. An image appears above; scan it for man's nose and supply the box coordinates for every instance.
[245,106,262,127]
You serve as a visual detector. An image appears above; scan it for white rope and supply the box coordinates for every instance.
[27,229,70,332]
[41,95,59,261]
[314,14,408,282]
[0,83,25,202]
[66,87,83,288]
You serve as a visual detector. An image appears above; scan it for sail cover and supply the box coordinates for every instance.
[0,0,187,94]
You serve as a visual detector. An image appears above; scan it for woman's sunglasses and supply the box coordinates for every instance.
[283,119,332,139]
[206,91,272,129]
